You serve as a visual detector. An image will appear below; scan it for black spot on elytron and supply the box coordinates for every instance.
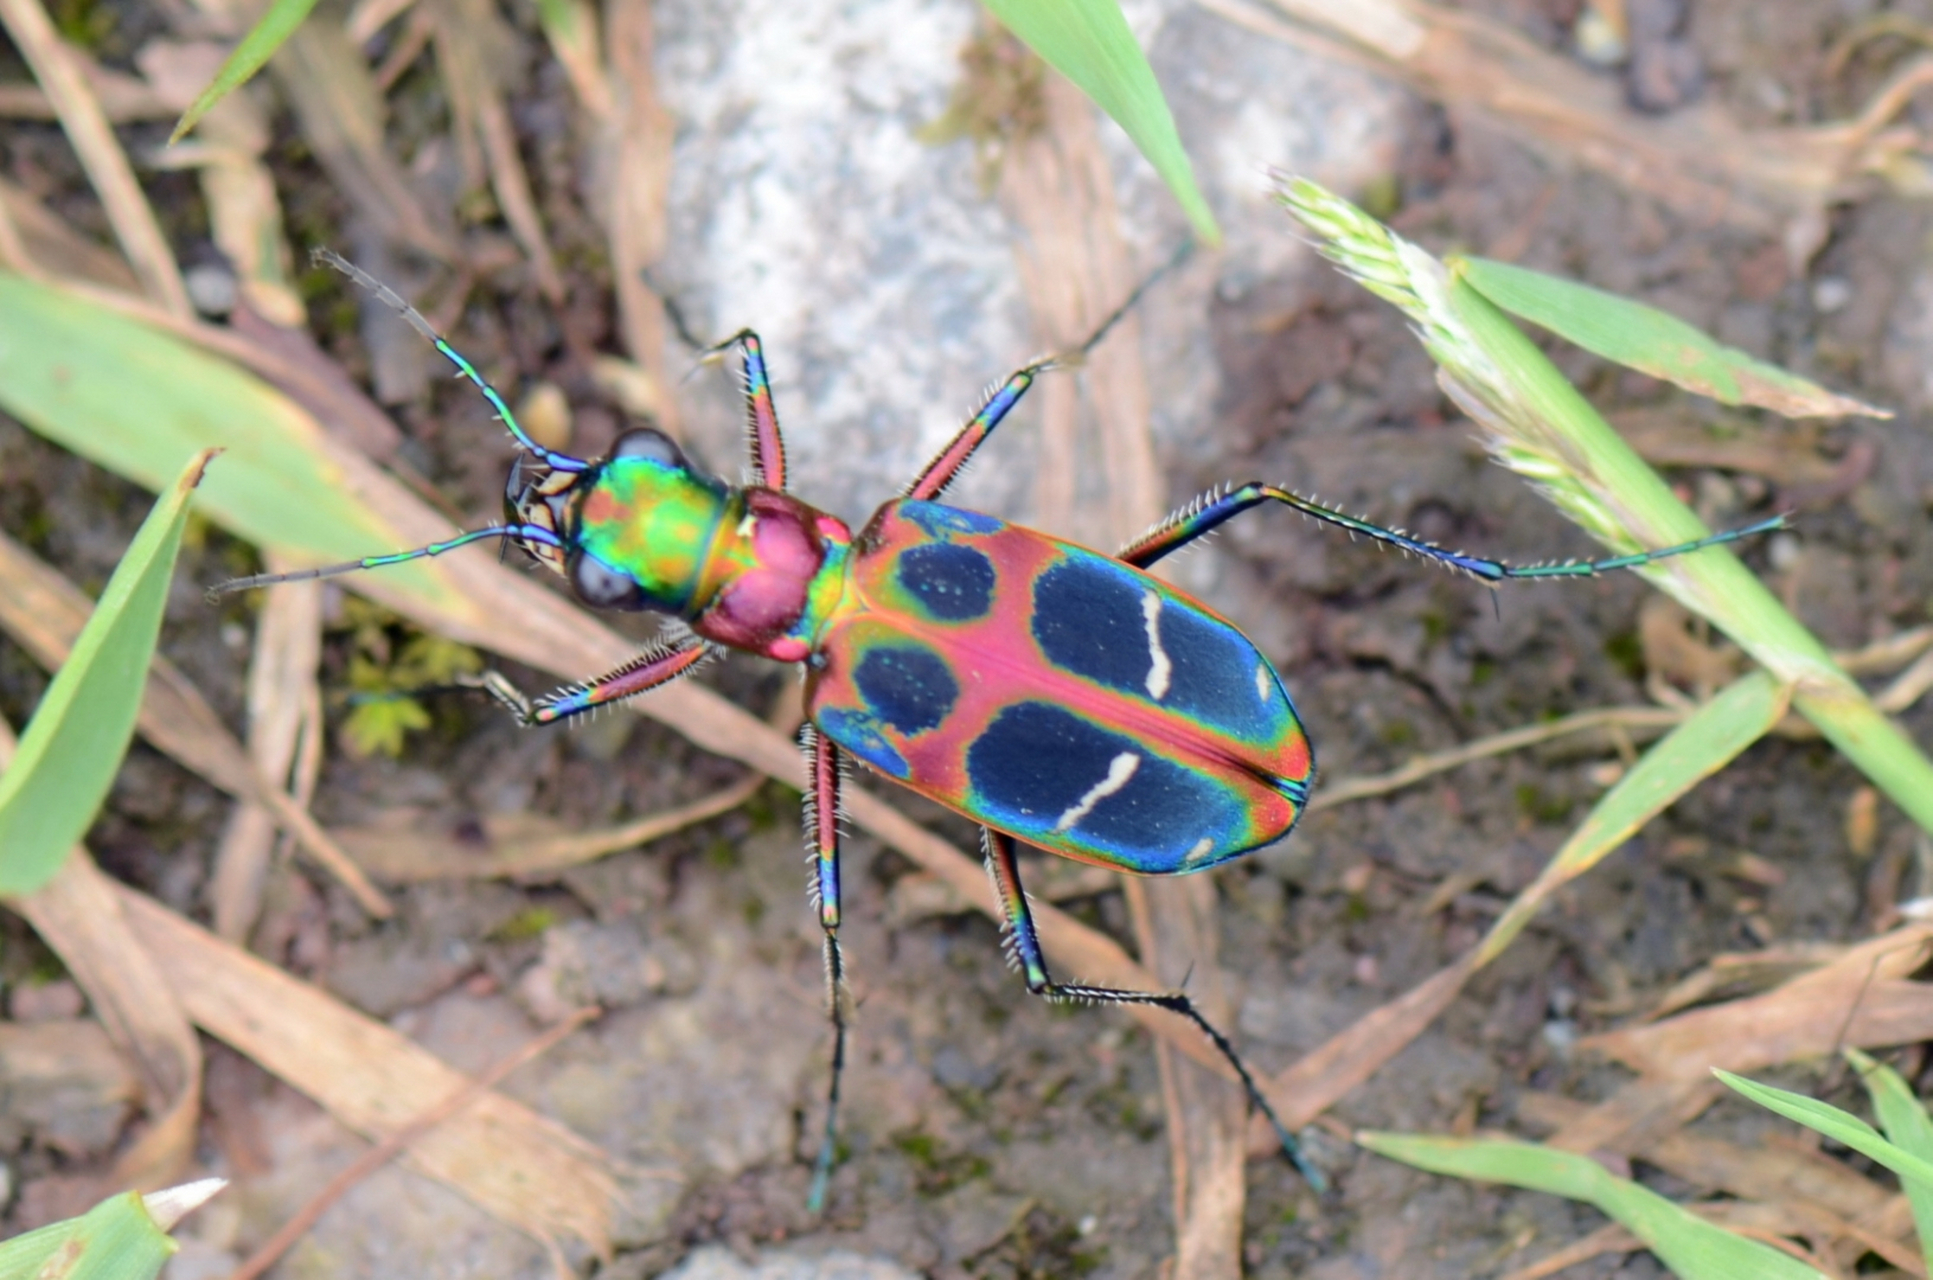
[1031,559,1151,694]
[966,702,1239,868]
[853,644,958,736]
[1158,602,1277,738]
[896,543,996,621]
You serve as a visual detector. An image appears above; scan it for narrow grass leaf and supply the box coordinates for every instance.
[1845,1047,1933,1266]
[1456,256,1887,419]
[0,452,213,895]
[0,273,457,610]
[1475,670,1788,964]
[1360,1132,1827,1280]
[0,1186,179,1278]
[168,0,320,143]
[981,0,1220,244]
[1716,1068,1933,1189]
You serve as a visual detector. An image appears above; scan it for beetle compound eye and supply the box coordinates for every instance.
[503,454,530,522]
[610,427,684,469]
[569,551,649,610]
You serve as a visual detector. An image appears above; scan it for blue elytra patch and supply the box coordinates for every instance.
[965,701,1245,872]
[1032,555,1286,743]
[852,644,958,735]
[899,500,1003,539]
[895,543,996,621]
[817,707,909,779]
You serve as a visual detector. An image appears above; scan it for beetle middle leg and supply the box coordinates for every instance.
[980,828,1327,1190]
[800,725,850,1214]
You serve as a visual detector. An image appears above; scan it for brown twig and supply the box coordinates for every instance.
[227,1006,602,1280]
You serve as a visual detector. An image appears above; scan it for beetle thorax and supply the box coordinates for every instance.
[690,487,852,661]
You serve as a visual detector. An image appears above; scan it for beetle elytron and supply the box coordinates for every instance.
[218,250,1782,1209]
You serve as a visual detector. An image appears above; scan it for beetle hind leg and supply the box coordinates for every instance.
[982,828,1328,1192]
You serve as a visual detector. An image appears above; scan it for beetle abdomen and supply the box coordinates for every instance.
[807,500,1313,873]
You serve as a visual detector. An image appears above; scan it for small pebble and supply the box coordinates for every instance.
[1811,276,1853,314]
[184,264,238,318]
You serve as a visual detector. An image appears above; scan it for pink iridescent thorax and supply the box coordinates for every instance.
[694,488,851,659]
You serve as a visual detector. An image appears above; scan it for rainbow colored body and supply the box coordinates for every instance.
[805,499,1310,872]
[222,251,1785,1213]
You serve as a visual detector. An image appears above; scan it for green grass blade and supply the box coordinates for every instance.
[1278,178,1933,839]
[1360,1133,1828,1280]
[981,0,1219,244]
[0,1181,221,1279]
[0,273,459,611]
[1456,257,1888,420]
[1476,670,1788,963]
[1717,1069,1933,1189]
[168,0,320,143]
[1845,1048,1933,1267]
[0,451,213,894]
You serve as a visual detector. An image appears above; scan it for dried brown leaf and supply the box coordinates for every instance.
[270,16,453,259]
[0,0,189,313]
[1582,926,1933,1076]
[0,528,390,916]
[114,884,619,1253]
[335,775,761,881]
[211,562,322,940]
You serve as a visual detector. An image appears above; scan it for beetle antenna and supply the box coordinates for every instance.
[313,248,589,474]
[207,524,563,599]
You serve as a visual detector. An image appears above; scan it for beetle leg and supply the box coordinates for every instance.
[801,725,848,1214]
[706,329,786,490]
[467,634,713,726]
[981,828,1328,1191]
[1120,483,1784,583]
[904,363,1046,502]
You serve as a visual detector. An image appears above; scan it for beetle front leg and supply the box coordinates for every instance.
[981,828,1327,1191]
[801,725,849,1214]
[707,329,787,490]
[466,634,713,727]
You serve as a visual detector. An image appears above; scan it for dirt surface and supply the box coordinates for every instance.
[2,0,1932,1276]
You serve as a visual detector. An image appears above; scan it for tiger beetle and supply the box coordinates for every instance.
[216,248,1785,1211]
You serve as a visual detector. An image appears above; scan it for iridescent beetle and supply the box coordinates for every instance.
[218,250,1783,1208]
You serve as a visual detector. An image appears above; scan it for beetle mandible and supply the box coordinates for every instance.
[217,249,1783,1210]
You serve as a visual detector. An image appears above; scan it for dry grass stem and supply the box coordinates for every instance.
[210,560,322,940]
[431,0,564,301]
[345,0,419,44]
[0,180,142,290]
[270,17,454,259]
[0,529,392,916]
[115,884,620,1252]
[138,40,303,325]
[0,704,203,1190]
[334,773,765,881]
[0,0,189,314]
[1211,0,1933,244]
[227,1006,605,1280]
[600,0,678,433]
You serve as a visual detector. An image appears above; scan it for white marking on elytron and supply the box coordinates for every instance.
[1141,592,1171,700]
[1054,752,1140,832]
[1187,837,1215,863]
[1255,662,1271,703]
